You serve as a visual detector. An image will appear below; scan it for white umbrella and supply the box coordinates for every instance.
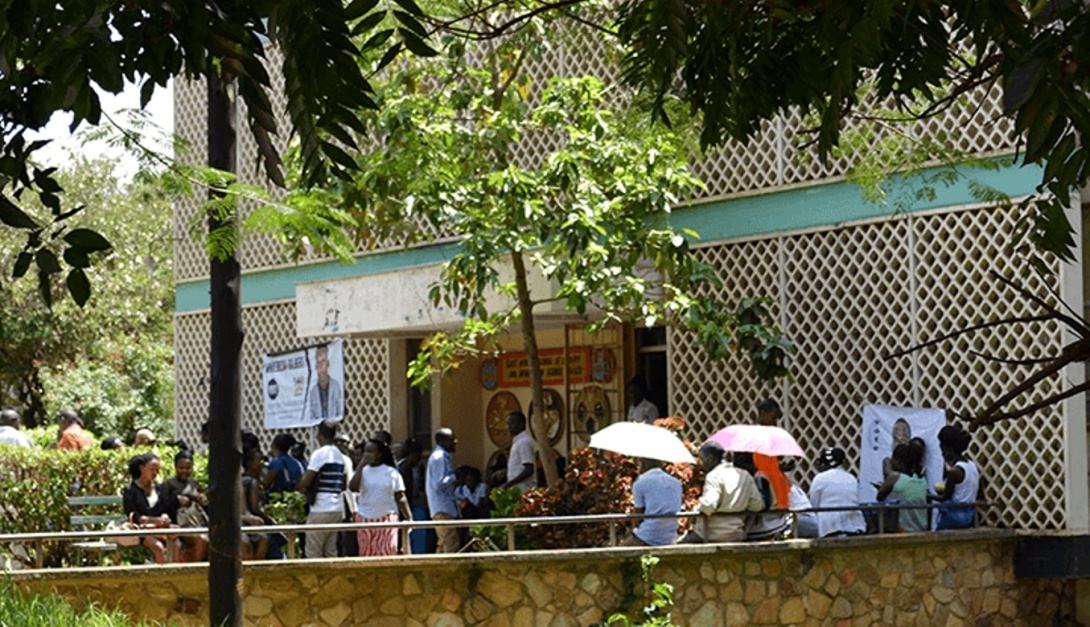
[588,421,696,464]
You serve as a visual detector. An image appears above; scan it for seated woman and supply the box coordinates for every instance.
[242,447,271,559]
[933,425,981,530]
[122,452,177,563]
[162,449,210,561]
[874,441,928,533]
[808,447,867,538]
[455,466,491,520]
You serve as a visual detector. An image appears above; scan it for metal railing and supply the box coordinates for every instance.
[0,501,989,569]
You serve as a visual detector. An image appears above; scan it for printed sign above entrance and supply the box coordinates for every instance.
[497,347,590,388]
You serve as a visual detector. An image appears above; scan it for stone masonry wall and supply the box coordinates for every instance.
[12,531,1076,626]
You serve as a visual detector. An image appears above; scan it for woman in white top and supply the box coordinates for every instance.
[808,447,867,538]
[934,426,981,530]
[349,439,413,556]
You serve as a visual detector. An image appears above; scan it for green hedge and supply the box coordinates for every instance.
[0,442,200,566]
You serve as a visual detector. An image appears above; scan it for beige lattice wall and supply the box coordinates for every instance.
[670,202,1070,530]
[172,23,1019,283]
[174,301,390,449]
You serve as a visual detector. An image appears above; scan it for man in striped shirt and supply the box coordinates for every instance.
[297,420,348,558]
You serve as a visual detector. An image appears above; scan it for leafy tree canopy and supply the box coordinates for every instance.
[616,0,1090,267]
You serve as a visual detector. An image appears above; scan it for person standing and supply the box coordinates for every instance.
[296,421,348,558]
[349,439,412,556]
[626,378,660,424]
[57,408,93,451]
[621,457,682,546]
[679,443,763,543]
[426,428,460,553]
[753,398,790,510]
[0,409,31,447]
[397,438,430,554]
[263,434,305,494]
[809,447,866,538]
[502,412,536,493]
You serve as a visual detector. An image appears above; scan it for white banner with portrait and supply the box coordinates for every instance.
[262,338,345,429]
[858,404,946,503]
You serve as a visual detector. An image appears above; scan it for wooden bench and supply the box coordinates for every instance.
[68,495,126,565]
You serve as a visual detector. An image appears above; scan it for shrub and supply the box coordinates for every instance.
[0,444,189,566]
[514,417,705,549]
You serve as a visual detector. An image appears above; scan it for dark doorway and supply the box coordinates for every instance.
[635,327,668,417]
[406,339,433,445]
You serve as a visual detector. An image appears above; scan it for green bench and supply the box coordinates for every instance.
[68,495,126,564]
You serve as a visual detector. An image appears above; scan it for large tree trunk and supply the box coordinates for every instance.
[511,250,559,488]
[206,72,243,627]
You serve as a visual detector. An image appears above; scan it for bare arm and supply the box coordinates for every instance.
[502,463,534,489]
[875,472,899,501]
[296,469,317,495]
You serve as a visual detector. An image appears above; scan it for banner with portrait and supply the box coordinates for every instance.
[858,404,946,503]
[262,338,345,429]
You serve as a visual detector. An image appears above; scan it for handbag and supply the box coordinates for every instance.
[177,502,210,528]
[105,515,142,547]
[342,490,358,521]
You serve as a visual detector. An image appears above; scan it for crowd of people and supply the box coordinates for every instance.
[621,399,983,547]
[0,398,983,562]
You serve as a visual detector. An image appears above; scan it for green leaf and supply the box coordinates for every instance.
[63,247,90,268]
[346,0,381,20]
[66,268,91,307]
[0,196,38,228]
[12,251,32,278]
[36,249,61,274]
[400,30,437,57]
[63,228,112,251]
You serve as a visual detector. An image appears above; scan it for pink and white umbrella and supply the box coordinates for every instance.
[706,424,805,457]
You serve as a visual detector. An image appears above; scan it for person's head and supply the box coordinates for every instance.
[242,446,265,476]
[910,436,927,454]
[891,442,922,477]
[627,378,647,404]
[756,398,782,426]
[733,451,757,474]
[266,378,280,400]
[101,436,125,450]
[174,449,195,480]
[200,420,211,444]
[363,438,396,468]
[506,411,527,437]
[290,442,307,462]
[271,433,296,456]
[317,420,338,445]
[457,465,482,489]
[390,441,403,460]
[372,429,392,446]
[128,452,161,483]
[334,432,351,455]
[816,447,846,472]
[241,428,260,454]
[435,428,456,453]
[892,418,912,447]
[938,425,971,462]
[134,428,157,446]
[401,438,423,463]
[698,441,727,468]
[58,408,81,429]
[0,408,19,428]
[315,345,330,380]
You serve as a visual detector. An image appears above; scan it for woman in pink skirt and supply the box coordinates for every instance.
[348,438,412,556]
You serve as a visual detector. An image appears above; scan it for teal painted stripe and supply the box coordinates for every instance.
[670,160,1045,242]
[175,242,462,312]
[175,160,1045,313]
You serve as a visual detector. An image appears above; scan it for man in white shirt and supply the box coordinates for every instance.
[296,421,348,558]
[809,447,866,538]
[0,409,31,448]
[626,378,660,424]
[679,442,764,543]
[502,412,536,493]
